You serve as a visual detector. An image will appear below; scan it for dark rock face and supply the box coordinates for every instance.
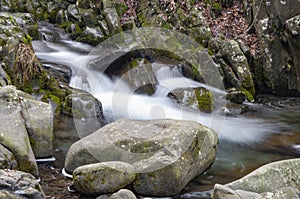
[252,0,300,96]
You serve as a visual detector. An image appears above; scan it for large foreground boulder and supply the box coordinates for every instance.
[212,158,300,199]
[65,119,218,196]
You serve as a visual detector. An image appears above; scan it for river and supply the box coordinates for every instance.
[32,23,300,198]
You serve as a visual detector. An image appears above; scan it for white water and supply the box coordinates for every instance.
[32,40,282,143]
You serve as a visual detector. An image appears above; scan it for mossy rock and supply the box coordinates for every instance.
[169,87,214,113]
[73,161,136,196]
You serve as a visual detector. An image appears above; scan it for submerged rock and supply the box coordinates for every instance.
[65,119,218,196]
[0,169,44,199]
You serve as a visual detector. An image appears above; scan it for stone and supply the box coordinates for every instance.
[103,7,122,35]
[20,98,53,158]
[62,89,105,138]
[212,184,259,199]
[0,169,44,198]
[110,189,137,199]
[78,26,106,45]
[73,161,136,196]
[220,40,255,101]
[226,90,246,104]
[121,58,158,95]
[286,15,300,36]
[0,143,17,170]
[65,119,218,196]
[254,187,299,199]
[226,158,300,193]
[0,86,38,177]
[168,87,214,113]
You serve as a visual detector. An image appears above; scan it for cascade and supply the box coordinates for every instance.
[32,39,282,144]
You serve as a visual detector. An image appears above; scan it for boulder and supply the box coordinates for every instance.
[62,89,106,138]
[212,158,300,199]
[212,184,299,199]
[220,40,255,101]
[78,26,106,45]
[0,169,44,199]
[73,161,136,196]
[212,184,259,199]
[0,85,55,176]
[0,86,38,177]
[121,58,158,95]
[103,7,122,35]
[226,158,300,193]
[168,87,214,113]
[65,119,218,196]
[20,98,53,158]
[226,89,246,104]
[255,187,299,199]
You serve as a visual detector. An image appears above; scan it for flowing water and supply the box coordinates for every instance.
[32,24,300,196]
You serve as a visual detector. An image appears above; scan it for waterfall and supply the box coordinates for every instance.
[32,39,282,144]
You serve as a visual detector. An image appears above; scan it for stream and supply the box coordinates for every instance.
[32,23,300,197]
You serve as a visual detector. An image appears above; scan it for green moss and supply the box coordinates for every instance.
[130,141,162,153]
[195,88,214,113]
[27,24,40,40]
[212,2,222,12]
[241,88,254,102]
[85,102,93,110]
[137,12,150,27]
[76,35,105,46]
[116,2,128,16]
[49,94,61,105]
[21,34,32,44]
[59,22,82,40]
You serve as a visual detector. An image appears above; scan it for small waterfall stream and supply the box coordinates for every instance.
[33,39,283,143]
[32,24,300,195]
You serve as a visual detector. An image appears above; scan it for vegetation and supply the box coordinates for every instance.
[13,43,42,87]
